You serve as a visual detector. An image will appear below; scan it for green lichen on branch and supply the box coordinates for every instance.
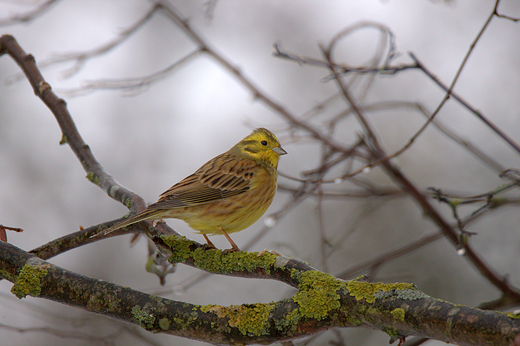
[85,171,99,185]
[506,312,520,320]
[132,305,156,330]
[59,134,68,145]
[162,234,277,274]
[161,235,194,263]
[287,270,418,329]
[11,263,49,299]
[158,317,170,330]
[346,280,416,303]
[391,308,406,321]
[292,270,342,320]
[201,302,274,336]
[282,308,301,331]
[160,236,426,339]
[383,326,405,343]
[193,248,277,274]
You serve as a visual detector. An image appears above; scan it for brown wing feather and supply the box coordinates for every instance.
[147,152,257,210]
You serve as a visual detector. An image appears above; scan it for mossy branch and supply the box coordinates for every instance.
[1,240,519,345]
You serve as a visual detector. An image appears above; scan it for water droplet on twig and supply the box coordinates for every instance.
[456,247,466,256]
[264,216,277,227]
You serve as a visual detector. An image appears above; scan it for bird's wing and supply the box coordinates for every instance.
[147,153,257,210]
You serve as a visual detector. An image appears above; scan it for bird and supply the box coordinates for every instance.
[95,128,287,252]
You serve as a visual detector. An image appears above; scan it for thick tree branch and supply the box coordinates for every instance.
[1,240,519,345]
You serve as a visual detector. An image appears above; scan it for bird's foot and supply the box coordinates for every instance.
[220,245,240,259]
[203,243,218,251]
[202,234,218,250]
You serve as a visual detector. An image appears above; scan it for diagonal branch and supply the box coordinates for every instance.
[0,34,179,252]
[0,0,59,26]
[410,52,520,155]
[156,0,351,155]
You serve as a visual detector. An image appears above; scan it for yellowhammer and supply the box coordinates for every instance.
[97,128,286,252]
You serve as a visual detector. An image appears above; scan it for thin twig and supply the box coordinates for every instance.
[0,0,58,26]
[0,34,179,249]
[156,0,352,154]
[60,48,203,96]
[316,9,520,299]
[6,3,161,83]
[410,52,520,155]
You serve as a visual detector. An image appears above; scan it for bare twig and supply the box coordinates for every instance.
[60,48,203,96]
[0,322,116,346]
[273,45,416,76]
[0,0,58,26]
[6,3,161,83]
[0,224,23,233]
[410,53,520,155]
[0,34,178,245]
[156,0,351,154]
[315,9,520,300]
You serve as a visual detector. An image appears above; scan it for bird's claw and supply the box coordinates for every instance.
[220,246,240,260]
[203,243,218,251]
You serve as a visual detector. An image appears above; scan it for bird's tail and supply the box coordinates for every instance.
[91,208,160,238]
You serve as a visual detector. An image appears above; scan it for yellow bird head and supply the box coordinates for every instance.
[232,128,287,169]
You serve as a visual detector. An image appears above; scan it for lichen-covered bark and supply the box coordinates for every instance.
[1,240,519,345]
[159,234,314,287]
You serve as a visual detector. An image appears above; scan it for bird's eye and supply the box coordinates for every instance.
[261,140,268,146]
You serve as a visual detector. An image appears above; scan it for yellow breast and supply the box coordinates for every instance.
[178,166,278,235]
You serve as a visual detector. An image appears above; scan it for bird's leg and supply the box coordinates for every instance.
[220,228,240,254]
[202,234,217,250]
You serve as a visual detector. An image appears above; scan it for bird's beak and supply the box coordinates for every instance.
[272,146,287,155]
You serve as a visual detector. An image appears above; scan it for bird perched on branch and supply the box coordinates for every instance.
[95,128,287,252]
